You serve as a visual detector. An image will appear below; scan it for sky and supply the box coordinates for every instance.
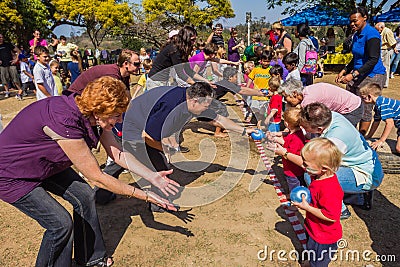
[53,0,397,37]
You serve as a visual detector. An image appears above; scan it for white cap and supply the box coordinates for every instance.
[168,30,179,39]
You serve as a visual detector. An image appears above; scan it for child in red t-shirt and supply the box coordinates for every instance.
[292,138,344,267]
[264,76,282,132]
[271,108,306,191]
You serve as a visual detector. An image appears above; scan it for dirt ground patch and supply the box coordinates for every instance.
[0,73,399,266]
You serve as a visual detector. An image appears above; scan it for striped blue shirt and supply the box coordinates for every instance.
[374,96,400,128]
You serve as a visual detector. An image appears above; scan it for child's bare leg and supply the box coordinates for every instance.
[396,135,400,154]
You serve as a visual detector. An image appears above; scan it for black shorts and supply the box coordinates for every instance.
[22,81,35,91]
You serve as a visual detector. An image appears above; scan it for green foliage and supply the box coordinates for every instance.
[52,0,133,49]
[265,0,398,18]
[120,35,145,51]
[142,0,235,27]
[123,4,169,49]
[0,0,50,45]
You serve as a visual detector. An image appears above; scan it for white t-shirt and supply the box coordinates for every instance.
[286,68,301,81]
[20,61,33,83]
[57,43,78,62]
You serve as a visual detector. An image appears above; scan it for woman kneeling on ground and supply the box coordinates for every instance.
[0,76,178,266]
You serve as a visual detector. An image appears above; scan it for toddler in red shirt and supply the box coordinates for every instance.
[264,76,282,132]
[271,108,306,191]
[292,138,344,267]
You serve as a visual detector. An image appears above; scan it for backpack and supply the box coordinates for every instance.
[300,40,318,75]
[244,44,256,59]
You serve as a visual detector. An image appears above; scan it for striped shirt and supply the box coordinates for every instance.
[374,96,400,128]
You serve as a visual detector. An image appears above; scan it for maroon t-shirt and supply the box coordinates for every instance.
[68,64,129,94]
[0,95,99,203]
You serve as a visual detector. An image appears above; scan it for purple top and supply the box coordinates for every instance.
[189,52,207,73]
[270,59,289,81]
[0,95,99,203]
[228,37,240,62]
[68,64,129,94]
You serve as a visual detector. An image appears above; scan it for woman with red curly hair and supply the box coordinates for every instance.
[0,76,177,267]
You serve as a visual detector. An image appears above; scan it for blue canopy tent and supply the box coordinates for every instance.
[374,7,400,22]
[280,6,349,26]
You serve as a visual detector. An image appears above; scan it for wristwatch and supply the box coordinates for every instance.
[351,71,358,79]
[283,151,289,159]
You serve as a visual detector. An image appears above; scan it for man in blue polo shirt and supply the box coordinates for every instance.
[122,82,256,211]
[123,82,255,171]
[360,83,400,153]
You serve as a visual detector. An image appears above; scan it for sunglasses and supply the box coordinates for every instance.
[129,61,141,67]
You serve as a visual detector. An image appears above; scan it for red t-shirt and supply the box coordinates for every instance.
[283,130,305,177]
[305,174,343,244]
[267,94,282,123]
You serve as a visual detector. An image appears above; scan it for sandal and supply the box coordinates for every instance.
[94,256,114,267]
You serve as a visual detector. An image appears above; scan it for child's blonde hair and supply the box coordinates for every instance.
[142,58,152,70]
[244,61,255,69]
[359,83,382,97]
[49,60,59,68]
[268,76,281,91]
[301,138,342,173]
[283,107,301,128]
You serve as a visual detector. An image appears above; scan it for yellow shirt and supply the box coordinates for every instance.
[53,73,63,96]
[138,73,147,89]
[248,66,271,100]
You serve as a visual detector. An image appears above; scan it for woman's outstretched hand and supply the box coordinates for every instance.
[146,191,178,211]
[151,169,180,196]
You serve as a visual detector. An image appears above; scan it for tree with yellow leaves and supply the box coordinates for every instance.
[142,0,235,27]
[52,0,133,49]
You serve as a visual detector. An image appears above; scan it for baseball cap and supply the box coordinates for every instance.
[168,30,179,39]
[18,54,28,60]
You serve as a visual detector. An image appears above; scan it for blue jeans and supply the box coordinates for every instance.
[307,236,338,267]
[304,166,375,212]
[12,168,107,267]
[391,52,400,73]
[300,73,313,86]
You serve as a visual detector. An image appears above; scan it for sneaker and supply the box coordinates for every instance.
[340,208,351,220]
[4,92,10,98]
[390,73,395,79]
[22,92,28,97]
[15,94,23,101]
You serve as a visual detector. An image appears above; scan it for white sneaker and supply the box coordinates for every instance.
[390,73,395,79]
[4,92,10,98]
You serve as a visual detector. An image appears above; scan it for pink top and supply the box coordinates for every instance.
[243,73,254,88]
[29,38,48,60]
[29,38,48,48]
[301,83,361,114]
